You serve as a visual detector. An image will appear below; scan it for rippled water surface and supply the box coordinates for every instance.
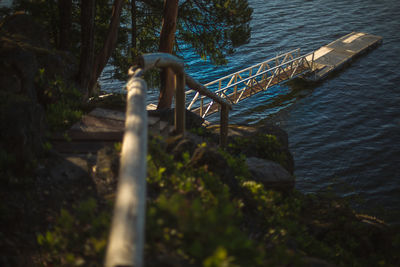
[101,0,400,223]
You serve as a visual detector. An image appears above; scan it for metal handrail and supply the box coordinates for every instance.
[105,53,231,267]
[185,48,300,94]
[215,51,314,94]
[105,70,148,267]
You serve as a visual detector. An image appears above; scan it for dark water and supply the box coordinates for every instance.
[100,0,400,224]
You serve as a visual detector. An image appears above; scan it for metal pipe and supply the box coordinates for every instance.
[185,74,232,109]
[175,72,186,135]
[201,48,300,87]
[214,51,314,93]
[105,73,148,267]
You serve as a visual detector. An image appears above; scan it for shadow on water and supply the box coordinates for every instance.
[236,77,321,125]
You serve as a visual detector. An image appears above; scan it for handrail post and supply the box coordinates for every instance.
[311,51,315,71]
[200,97,204,117]
[105,73,147,267]
[220,104,229,149]
[175,72,186,135]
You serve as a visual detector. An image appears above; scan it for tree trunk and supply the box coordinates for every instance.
[58,0,72,50]
[88,0,125,94]
[78,0,95,99]
[131,0,137,60]
[157,0,179,109]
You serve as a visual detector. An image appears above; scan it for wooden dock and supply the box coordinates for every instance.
[304,32,382,81]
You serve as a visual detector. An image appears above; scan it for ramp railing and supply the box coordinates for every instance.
[186,49,315,118]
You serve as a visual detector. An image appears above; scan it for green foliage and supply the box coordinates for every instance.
[178,0,252,65]
[146,137,262,266]
[42,141,53,153]
[12,0,62,45]
[11,0,253,84]
[113,142,122,153]
[228,133,288,169]
[36,135,400,266]
[219,150,250,182]
[35,69,83,131]
[0,148,16,173]
[37,198,111,267]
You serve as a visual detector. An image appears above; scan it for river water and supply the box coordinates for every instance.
[100,0,400,224]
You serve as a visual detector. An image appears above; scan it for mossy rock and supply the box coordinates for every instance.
[0,91,46,173]
[207,124,294,174]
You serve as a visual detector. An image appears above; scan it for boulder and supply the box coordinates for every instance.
[0,91,46,169]
[0,13,79,169]
[246,157,294,190]
[208,123,289,148]
[0,13,79,104]
[208,123,295,174]
[0,37,38,100]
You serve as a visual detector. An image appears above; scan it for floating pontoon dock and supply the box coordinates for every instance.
[304,32,382,81]
[185,32,382,118]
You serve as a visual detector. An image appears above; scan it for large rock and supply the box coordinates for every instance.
[246,157,294,190]
[0,91,46,168]
[208,123,295,174]
[0,13,79,169]
[0,13,79,104]
[0,35,38,100]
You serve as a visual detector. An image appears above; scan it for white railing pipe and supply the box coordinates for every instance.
[105,71,147,267]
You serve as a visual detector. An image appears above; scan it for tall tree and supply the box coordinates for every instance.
[139,0,252,108]
[78,0,96,98]
[88,0,125,94]
[157,0,178,109]
[58,0,72,50]
[131,0,137,59]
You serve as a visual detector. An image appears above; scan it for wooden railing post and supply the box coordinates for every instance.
[175,72,186,135]
[220,104,229,149]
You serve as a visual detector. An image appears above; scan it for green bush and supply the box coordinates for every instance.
[37,198,111,266]
[228,133,288,168]
[36,135,400,266]
[35,69,83,132]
